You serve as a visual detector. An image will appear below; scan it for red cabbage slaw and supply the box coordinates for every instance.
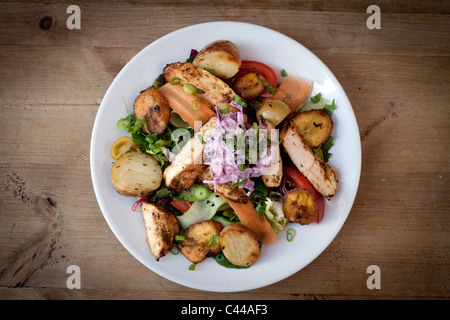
[202,101,273,196]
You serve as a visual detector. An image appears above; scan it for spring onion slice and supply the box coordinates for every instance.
[191,184,211,201]
[117,117,130,130]
[192,99,201,111]
[175,234,186,243]
[183,83,197,95]
[286,228,296,242]
[169,77,181,85]
[234,94,247,108]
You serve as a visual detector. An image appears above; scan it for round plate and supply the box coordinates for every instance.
[90,21,361,292]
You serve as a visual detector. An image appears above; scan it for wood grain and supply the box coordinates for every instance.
[0,0,449,300]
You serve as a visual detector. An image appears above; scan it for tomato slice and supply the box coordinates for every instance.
[170,200,191,212]
[236,60,278,97]
[283,166,325,223]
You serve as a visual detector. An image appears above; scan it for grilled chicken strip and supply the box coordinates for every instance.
[142,202,180,261]
[164,62,239,111]
[163,118,217,191]
[261,119,283,188]
[281,120,338,199]
[200,168,248,204]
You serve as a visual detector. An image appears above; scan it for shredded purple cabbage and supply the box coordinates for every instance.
[203,101,273,195]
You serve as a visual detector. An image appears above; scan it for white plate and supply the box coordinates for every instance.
[90,21,361,292]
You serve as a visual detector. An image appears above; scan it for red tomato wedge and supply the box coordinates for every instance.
[283,166,325,223]
[170,200,191,212]
[235,60,278,98]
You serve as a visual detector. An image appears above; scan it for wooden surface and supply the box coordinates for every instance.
[0,0,449,300]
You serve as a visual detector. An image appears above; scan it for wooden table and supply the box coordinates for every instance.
[0,1,448,300]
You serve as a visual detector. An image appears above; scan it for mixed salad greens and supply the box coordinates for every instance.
[109,40,338,269]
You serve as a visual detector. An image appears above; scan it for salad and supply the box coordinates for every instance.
[109,40,338,269]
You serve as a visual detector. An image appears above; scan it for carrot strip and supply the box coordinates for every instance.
[272,75,313,111]
[159,83,215,128]
[221,196,277,244]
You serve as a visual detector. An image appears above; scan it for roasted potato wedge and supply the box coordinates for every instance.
[111,151,162,197]
[142,202,180,261]
[232,72,266,101]
[178,220,223,264]
[133,86,171,135]
[283,188,317,225]
[291,109,333,148]
[256,98,291,127]
[219,224,260,267]
[192,40,241,79]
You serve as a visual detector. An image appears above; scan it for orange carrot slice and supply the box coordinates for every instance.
[159,83,215,128]
[272,75,313,111]
[221,197,277,244]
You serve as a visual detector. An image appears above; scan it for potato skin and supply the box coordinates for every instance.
[219,224,260,267]
[193,40,241,79]
[256,98,291,127]
[232,72,266,100]
[282,188,318,225]
[178,220,223,264]
[291,109,333,148]
[110,151,162,197]
[133,86,171,135]
[142,202,180,261]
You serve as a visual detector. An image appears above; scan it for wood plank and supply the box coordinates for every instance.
[0,3,448,56]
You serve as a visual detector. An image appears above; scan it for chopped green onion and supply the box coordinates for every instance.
[191,184,211,201]
[286,228,296,242]
[218,105,229,114]
[256,211,266,222]
[259,78,269,87]
[310,93,322,104]
[117,117,130,130]
[281,69,288,77]
[183,83,197,95]
[197,134,205,144]
[207,234,220,246]
[153,75,165,89]
[169,77,181,85]
[202,67,215,75]
[171,246,179,255]
[234,95,247,108]
[192,99,201,111]
[230,178,247,188]
[267,86,277,94]
[188,264,196,271]
[175,234,185,243]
